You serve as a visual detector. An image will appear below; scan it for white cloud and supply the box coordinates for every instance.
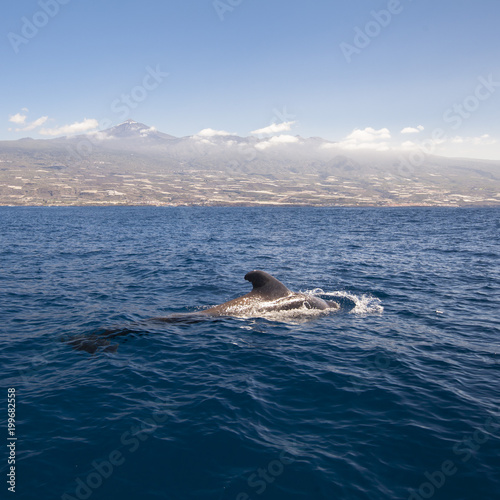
[39,118,99,137]
[401,140,417,149]
[251,121,296,135]
[450,134,497,146]
[398,137,445,152]
[396,133,498,160]
[338,127,391,151]
[196,128,236,137]
[8,109,51,133]
[87,130,113,141]
[140,126,156,137]
[345,127,391,142]
[9,112,27,125]
[17,116,49,132]
[401,125,424,134]
[255,134,300,150]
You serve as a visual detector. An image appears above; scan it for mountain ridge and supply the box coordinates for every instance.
[1,119,499,206]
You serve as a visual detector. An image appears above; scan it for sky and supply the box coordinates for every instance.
[1,0,500,159]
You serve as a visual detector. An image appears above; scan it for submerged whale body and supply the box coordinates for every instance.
[201,270,339,317]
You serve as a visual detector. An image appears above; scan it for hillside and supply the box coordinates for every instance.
[1,120,499,206]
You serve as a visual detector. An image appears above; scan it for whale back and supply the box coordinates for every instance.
[244,270,291,300]
[203,270,338,317]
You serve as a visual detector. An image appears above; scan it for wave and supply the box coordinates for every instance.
[311,289,384,315]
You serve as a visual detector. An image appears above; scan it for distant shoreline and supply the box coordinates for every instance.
[1,202,499,208]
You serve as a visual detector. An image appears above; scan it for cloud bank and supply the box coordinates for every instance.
[255,134,300,150]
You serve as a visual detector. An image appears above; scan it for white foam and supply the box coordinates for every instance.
[321,290,384,315]
[213,295,333,324]
[244,304,330,324]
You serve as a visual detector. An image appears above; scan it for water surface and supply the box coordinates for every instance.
[1,207,499,500]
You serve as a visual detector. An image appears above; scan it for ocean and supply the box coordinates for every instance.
[1,206,499,500]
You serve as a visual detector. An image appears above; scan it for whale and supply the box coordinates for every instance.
[200,270,339,316]
[66,270,339,353]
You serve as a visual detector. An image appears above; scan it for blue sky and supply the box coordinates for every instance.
[2,0,500,159]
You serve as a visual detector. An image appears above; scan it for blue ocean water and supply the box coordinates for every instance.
[1,206,499,500]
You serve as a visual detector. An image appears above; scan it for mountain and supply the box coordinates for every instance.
[0,120,499,206]
[101,120,169,139]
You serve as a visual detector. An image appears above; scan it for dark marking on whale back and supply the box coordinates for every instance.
[244,270,292,300]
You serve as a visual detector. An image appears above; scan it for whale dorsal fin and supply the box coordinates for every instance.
[244,270,291,300]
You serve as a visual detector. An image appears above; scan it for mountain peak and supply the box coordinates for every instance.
[102,119,176,142]
[106,120,155,138]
